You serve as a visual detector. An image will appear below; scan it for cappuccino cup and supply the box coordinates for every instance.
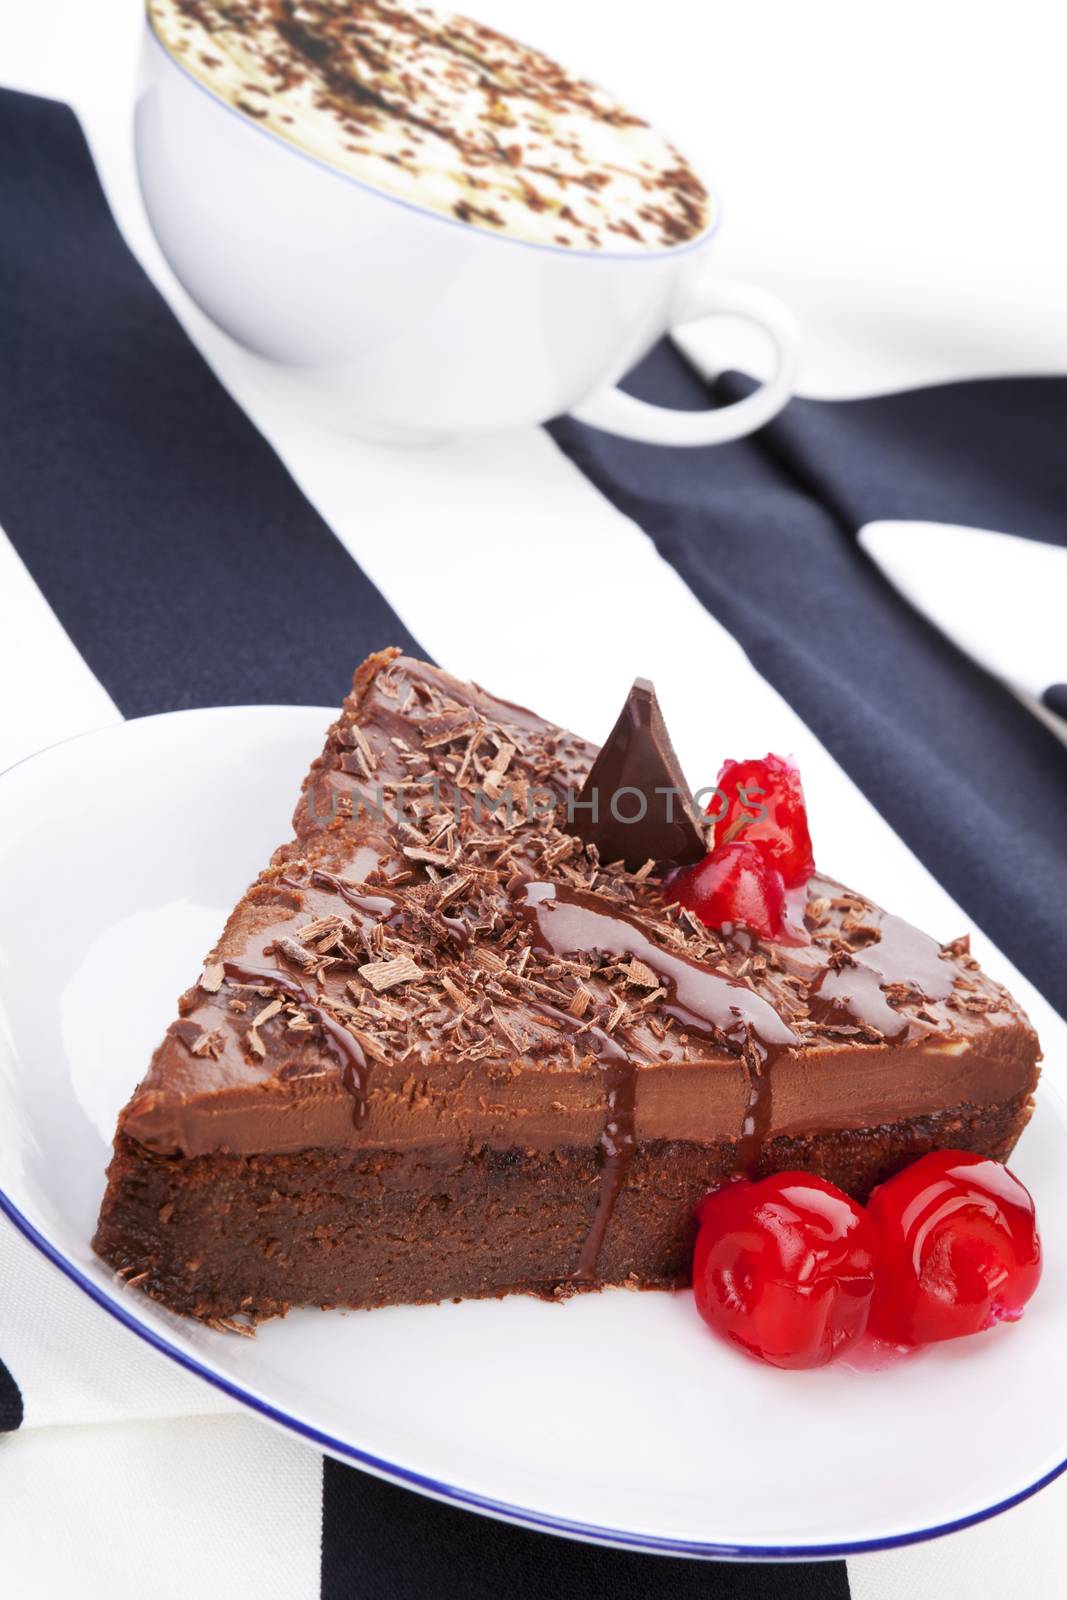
[136,1,798,444]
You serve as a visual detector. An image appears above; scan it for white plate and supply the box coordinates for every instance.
[1,706,1065,1560]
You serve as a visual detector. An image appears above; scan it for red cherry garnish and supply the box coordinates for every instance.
[866,1151,1041,1347]
[693,1173,880,1369]
[665,840,787,940]
[713,755,814,889]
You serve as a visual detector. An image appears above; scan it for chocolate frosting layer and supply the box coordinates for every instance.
[120,652,1042,1176]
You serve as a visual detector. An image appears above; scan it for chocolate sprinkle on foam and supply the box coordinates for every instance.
[148,0,711,251]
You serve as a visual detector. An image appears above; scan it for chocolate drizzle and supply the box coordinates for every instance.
[736,1040,774,1175]
[575,1060,636,1282]
[222,960,369,1125]
[519,882,796,1052]
[570,680,707,870]
[518,880,798,1270]
[310,867,397,921]
[526,996,633,1283]
[807,907,955,1039]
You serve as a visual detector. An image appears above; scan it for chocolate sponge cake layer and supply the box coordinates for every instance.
[94,651,1041,1322]
[96,1096,1034,1322]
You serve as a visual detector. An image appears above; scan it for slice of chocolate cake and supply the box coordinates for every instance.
[94,651,1041,1323]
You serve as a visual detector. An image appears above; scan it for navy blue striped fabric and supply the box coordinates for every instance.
[322,1460,850,1600]
[0,1356,23,1432]
[0,88,422,715]
[1045,686,1067,722]
[550,354,1067,1018]
[0,88,844,1600]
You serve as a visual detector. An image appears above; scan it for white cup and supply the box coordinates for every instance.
[135,20,798,445]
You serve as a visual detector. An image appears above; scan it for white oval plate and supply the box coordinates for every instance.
[1,707,1065,1560]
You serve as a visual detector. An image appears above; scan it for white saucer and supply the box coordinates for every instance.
[1,707,1065,1559]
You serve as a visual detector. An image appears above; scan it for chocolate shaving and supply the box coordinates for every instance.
[620,958,659,989]
[271,935,319,972]
[358,955,425,992]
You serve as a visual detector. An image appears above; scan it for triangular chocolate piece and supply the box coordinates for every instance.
[569,679,706,869]
[93,652,1040,1324]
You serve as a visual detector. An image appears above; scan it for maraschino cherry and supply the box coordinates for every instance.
[693,1173,880,1369]
[713,754,815,888]
[665,753,814,941]
[666,840,786,941]
[866,1151,1041,1346]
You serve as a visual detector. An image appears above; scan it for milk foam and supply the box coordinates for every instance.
[148,0,711,252]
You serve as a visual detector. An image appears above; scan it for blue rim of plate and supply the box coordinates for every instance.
[3,1183,1067,1561]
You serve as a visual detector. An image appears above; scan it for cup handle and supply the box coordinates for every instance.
[571,272,799,446]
